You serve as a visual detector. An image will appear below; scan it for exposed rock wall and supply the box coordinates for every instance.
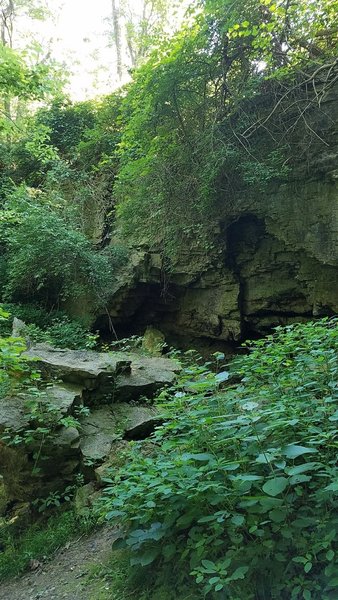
[100,84,338,347]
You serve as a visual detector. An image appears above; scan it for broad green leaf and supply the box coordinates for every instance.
[182,453,214,462]
[231,514,245,526]
[130,549,159,566]
[262,477,288,497]
[326,550,334,561]
[289,474,312,485]
[269,508,287,523]
[215,371,230,382]
[324,481,338,492]
[285,462,320,475]
[229,566,249,581]
[282,445,318,458]
[201,559,216,572]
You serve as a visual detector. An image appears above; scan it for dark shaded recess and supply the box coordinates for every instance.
[224,214,312,338]
[94,282,182,340]
[94,280,238,356]
[225,213,265,266]
[224,214,264,339]
[124,419,160,441]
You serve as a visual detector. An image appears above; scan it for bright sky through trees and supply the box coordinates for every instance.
[15,0,190,99]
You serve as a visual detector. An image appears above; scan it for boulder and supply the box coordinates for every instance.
[114,404,159,439]
[53,426,81,449]
[80,407,119,463]
[44,383,83,418]
[74,482,99,516]
[0,344,178,508]
[0,384,82,433]
[80,403,159,464]
[24,344,131,389]
[142,326,165,355]
[0,397,29,432]
[24,344,179,403]
[11,317,27,340]
[115,354,179,401]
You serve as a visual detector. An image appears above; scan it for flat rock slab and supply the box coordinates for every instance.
[0,397,28,432]
[0,384,82,433]
[44,384,82,417]
[25,345,180,403]
[24,344,131,388]
[114,354,180,401]
[79,404,158,463]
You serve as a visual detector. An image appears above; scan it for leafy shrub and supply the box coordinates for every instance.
[101,318,338,599]
[0,303,59,333]
[0,510,93,580]
[0,307,31,398]
[0,304,98,349]
[23,318,98,350]
[2,190,119,309]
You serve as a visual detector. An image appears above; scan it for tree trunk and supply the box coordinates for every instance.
[111,0,123,80]
[1,0,15,127]
[0,0,14,46]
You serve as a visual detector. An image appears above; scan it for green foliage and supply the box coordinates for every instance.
[101,318,338,599]
[0,303,98,349]
[0,306,90,485]
[1,187,120,309]
[0,43,52,102]
[87,549,203,599]
[0,306,33,397]
[23,319,99,350]
[0,510,93,581]
[35,99,96,159]
[108,0,338,262]
[0,303,58,333]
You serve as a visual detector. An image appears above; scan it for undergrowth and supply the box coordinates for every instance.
[86,549,200,600]
[0,303,98,349]
[100,318,338,599]
[0,509,94,581]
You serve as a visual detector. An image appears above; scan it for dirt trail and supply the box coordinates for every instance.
[0,526,118,600]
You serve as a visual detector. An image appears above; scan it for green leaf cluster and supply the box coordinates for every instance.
[101,318,338,598]
[0,187,122,309]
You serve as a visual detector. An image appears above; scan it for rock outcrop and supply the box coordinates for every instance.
[95,86,338,347]
[0,345,179,518]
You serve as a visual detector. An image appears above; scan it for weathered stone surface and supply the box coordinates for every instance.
[95,87,338,346]
[45,384,83,417]
[101,184,338,344]
[80,408,119,462]
[6,501,31,529]
[115,354,179,401]
[0,384,82,433]
[80,403,158,463]
[11,317,27,339]
[24,345,178,403]
[0,397,29,432]
[142,326,165,355]
[94,440,129,486]
[53,426,80,449]
[114,403,158,439]
[24,344,131,387]
[74,482,100,516]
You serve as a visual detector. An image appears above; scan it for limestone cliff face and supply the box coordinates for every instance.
[102,85,338,347]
